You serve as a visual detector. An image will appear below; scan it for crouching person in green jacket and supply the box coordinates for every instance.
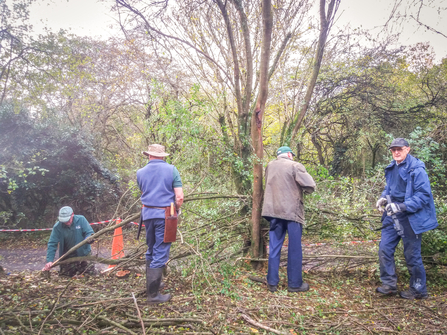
[42,206,97,276]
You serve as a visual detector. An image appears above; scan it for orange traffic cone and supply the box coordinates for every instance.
[109,218,124,268]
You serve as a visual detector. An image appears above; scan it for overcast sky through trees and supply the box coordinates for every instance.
[26,0,447,62]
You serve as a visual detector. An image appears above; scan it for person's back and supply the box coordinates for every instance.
[262,146,316,293]
[262,156,315,224]
[137,159,175,220]
[137,144,183,305]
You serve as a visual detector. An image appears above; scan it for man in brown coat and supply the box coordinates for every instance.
[262,146,316,292]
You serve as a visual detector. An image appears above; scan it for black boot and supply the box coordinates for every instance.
[146,267,171,305]
[267,284,277,292]
[146,260,164,289]
[399,289,428,300]
[376,285,397,296]
[288,282,310,292]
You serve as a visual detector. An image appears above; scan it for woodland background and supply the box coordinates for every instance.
[1,1,447,334]
[2,0,447,262]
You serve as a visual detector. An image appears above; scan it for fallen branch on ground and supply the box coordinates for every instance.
[37,279,72,335]
[235,254,377,264]
[131,292,145,334]
[97,316,138,335]
[238,309,289,335]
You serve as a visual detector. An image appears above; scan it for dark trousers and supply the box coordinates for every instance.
[59,259,96,277]
[267,219,303,288]
[144,218,171,268]
[379,213,427,293]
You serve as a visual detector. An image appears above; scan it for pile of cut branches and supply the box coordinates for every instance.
[1,266,446,334]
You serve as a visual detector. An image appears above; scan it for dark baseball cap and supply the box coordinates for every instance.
[276,146,295,156]
[389,138,409,149]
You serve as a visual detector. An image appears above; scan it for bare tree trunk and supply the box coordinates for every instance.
[367,139,380,170]
[251,0,273,266]
[310,131,325,165]
[288,0,339,143]
[216,0,253,196]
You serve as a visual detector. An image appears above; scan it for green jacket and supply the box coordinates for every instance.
[46,215,94,262]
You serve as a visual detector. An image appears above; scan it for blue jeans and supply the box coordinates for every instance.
[144,218,171,268]
[267,219,303,288]
[379,213,427,293]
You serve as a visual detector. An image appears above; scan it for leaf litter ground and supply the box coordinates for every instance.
[1,234,446,334]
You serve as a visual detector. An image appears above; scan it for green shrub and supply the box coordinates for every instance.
[0,101,119,227]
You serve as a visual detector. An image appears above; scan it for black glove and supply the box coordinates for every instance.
[86,236,96,244]
[385,203,406,216]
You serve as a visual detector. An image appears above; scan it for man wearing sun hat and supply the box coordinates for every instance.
[42,206,96,276]
[262,146,316,293]
[375,138,438,299]
[137,144,184,304]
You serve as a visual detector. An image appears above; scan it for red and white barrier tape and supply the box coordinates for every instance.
[0,219,124,232]
[0,228,54,232]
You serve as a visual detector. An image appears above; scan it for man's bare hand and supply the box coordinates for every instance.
[174,187,184,210]
[42,262,53,271]
[86,236,96,244]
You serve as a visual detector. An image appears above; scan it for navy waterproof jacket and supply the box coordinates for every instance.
[381,154,438,234]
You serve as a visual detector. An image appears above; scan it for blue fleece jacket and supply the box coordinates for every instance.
[137,160,182,220]
[381,154,438,234]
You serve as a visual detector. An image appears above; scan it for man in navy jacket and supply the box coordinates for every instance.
[375,138,438,299]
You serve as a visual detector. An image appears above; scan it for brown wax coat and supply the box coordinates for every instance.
[261,156,316,224]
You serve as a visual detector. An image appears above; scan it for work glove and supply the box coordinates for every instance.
[386,202,407,216]
[376,198,387,213]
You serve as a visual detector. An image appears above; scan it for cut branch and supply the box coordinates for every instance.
[131,292,145,334]
[184,195,249,202]
[239,309,289,335]
[97,316,138,335]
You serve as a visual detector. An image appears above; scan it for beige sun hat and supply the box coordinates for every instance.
[142,144,170,157]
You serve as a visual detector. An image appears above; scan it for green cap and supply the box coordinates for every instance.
[58,206,73,223]
[276,146,295,156]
